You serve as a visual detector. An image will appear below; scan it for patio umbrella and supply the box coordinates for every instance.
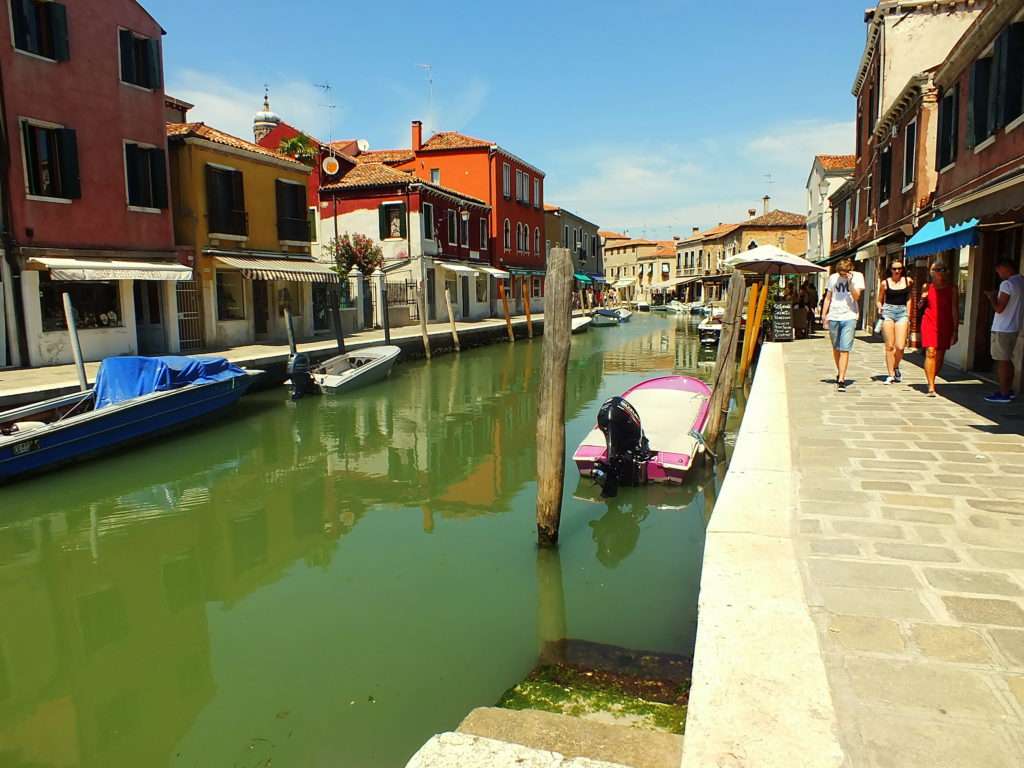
[723,245,826,275]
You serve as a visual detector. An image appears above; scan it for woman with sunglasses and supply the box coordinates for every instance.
[876,260,914,383]
[919,259,960,397]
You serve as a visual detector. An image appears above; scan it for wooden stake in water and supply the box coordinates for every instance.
[62,292,88,391]
[524,278,534,339]
[501,281,514,343]
[416,282,431,359]
[443,286,460,352]
[704,270,747,447]
[331,284,346,354]
[535,247,573,547]
[380,277,391,345]
[284,306,298,356]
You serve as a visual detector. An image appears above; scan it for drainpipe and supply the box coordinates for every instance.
[0,60,28,365]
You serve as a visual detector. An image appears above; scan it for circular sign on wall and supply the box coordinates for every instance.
[322,155,340,176]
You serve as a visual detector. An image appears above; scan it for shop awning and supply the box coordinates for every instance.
[574,273,593,283]
[26,256,192,281]
[613,277,636,289]
[476,266,510,279]
[940,169,1024,226]
[649,276,695,290]
[213,255,339,282]
[508,267,546,276]
[435,260,477,275]
[588,274,607,283]
[904,217,979,259]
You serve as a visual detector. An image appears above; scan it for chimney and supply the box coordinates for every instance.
[748,208,757,218]
[762,195,771,214]
[692,226,699,234]
[411,120,423,151]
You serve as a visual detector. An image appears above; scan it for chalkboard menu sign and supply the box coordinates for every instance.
[771,302,794,342]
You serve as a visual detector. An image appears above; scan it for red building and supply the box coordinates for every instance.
[0,0,184,368]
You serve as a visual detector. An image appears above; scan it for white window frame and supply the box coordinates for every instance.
[122,138,162,213]
[20,115,72,204]
[430,168,440,184]
[479,217,488,251]
[534,226,540,255]
[563,224,569,247]
[117,26,159,93]
[533,177,540,208]
[902,118,917,192]
[502,163,511,198]
[503,218,511,250]
[422,201,435,239]
[446,209,457,245]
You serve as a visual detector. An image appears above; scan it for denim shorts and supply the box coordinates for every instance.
[881,304,909,323]
[829,318,857,352]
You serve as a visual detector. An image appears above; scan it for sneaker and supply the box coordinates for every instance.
[894,368,902,383]
[837,380,847,393]
[984,392,1014,404]
[883,375,893,385]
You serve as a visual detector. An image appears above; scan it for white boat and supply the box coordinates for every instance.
[616,309,633,322]
[309,345,401,394]
[571,316,592,334]
[665,300,687,314]
[698,317,722,346]
[591,309,620,327]
[635,300,651,312]
[651,303,670,312]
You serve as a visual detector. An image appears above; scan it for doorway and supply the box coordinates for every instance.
[133,281,167,354]
[253,280,269,339]
[460,275,470,319]
[426,269,437,321]
[971,227,1022,373]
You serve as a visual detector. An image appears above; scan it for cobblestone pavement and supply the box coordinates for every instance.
[784,331,1024,766]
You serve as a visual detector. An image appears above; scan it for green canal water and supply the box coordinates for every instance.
[0,314,742,768]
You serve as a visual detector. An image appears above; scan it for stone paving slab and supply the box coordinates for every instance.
[406,732,629,767]
[784,332,1024,766]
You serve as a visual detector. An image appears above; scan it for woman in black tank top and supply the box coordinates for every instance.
[876,260,915,384]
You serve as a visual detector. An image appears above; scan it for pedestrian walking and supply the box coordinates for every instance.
[984,257,1024,403]
[876,259,914,384]
[821,257,865,393]
[919,260,959,398]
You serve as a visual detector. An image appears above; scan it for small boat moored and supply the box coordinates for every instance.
[590,309,621,327]
[573,375,712,496]
[571,316,593,334]
[615,308,633,322]
[301,345,402,396]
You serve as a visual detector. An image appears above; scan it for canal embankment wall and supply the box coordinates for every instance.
[679,343,846,767]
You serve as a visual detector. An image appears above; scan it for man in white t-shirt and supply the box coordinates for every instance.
[821,257,865,393]
[985,257,1024,403]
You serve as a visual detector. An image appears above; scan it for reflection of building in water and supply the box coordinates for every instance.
[601,319,707,375]
[0,445,346,768]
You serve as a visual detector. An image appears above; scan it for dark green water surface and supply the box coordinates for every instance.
[0,314,740,768]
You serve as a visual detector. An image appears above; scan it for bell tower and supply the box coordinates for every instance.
[252,85,280,143]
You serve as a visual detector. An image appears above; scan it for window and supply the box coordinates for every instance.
[119,29,161,89]
[308,207,318,242]
[11,0,69,60]
[430,168,440,184]
[21,120,79,199]
[534,227,540,255]
[532,276,541,297]
[996,24,1024,127]
[844,198,851,234]
[460,214,469,247]
[475,276,487,303]
[276,180,308,240]
[502,163,511,198]
[853,188,860,225]
[533,177,540,207]
[878,145,892,205]
[563,224,569,247]
[125,142,167,210]
[39,273,121,331]
[378,202,405,240]
[447,209,457,244]
[503,218,511,249]
[967,56,994,148]
[903,120,917,189]
[422,202,435,239]
[856,108,863,157]
[205,165,246,236]
[868,86,876,132]
[937,86,959,169]
[216,271,245,321]
[479,218,488,250]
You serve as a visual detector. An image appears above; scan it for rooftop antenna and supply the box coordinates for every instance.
[764,172,775,188]
[417,64,433,135]
[314,82,336,156]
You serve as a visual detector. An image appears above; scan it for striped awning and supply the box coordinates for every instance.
[476,266,510,279]
[435,260,477,275]
[26,256,192,281]
[213,255,339,283]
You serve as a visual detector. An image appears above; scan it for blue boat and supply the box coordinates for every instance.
[0,356,256,484]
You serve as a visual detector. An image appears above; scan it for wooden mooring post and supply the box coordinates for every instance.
[737,282,759,382]
[536,248,573,547]
[284,306,298,356]
[443,286,460,352]
[524,279,534,339]
[61,293,88,391]
[416,282,431,359]
[500,281,515,343]
[704,270,747,447]
[380,275,392,345]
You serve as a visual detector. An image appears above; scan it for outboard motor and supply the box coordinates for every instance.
[591,396,650,498]
[286,353,314,400]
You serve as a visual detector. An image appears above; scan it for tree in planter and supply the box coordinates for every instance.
[278,133,318,163]
[323,233,384,309]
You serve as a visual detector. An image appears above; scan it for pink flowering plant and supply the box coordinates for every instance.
[325,233,384,279]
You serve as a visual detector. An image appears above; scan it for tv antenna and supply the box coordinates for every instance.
[764,172,775,187]
[314,82,336,155]
[417,64,433,135]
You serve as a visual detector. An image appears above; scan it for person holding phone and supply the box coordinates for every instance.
[821,257,865,392]
[919,259,959,397]
[985,257,1024,403]
[876,259,914,384]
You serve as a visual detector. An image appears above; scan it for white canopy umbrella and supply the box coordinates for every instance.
[723,245,826,275]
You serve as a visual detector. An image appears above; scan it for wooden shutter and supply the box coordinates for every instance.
[229,170,245,234]
[991,30,1008,132]
[149,149,168,209]
[1004,23,1024,125]
[275,180,287,239]
[11,0,33,51]
[119,29,135,83]
[378,205,388,240]
[206,166,227,232]
[967,65,979,149]
[146,38,162,89]
[49,3,69,61]
[56,128,80,198]
[397,203,407,238]
[124,142,142,205]
[21,121,37,194]
[952,84,960,162]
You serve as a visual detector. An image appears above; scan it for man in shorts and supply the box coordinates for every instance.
[985,257,1024,404]
[821,257,865,393]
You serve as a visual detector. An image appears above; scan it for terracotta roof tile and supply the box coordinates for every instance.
[816,154,857,171]
[543,203,560,212]
[321,162,488,206]
[355,148,415,165]
[420,131,492,150]
[699,223,741,240]
[742,209,807,227]
[599,230,628,239]
[167,122,307,166]
[653,240,677,257]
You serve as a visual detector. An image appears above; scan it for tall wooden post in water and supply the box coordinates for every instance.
[416,282,431,359]
[443,286,460,352]
[535,247,572,547]
[523,278,534,339]
[704,270,746,446]
[500,281,515,343]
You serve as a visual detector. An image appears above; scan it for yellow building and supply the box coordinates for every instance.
[167,122,334,350]
[604,238,658,301]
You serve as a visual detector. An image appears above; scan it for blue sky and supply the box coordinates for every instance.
[149,0,869,238]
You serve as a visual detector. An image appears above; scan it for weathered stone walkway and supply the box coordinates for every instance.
[789,333,1024,765]
[684,331,1024,767]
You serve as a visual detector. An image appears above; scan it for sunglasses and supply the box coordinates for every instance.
[931,267,947,273]
[891,266,904,271]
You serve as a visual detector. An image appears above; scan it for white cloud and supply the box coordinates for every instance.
[745,119,855,170]
[166,69,336,143]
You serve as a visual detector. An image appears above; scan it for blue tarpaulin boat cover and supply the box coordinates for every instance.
[93,356,246,409]
[904,217,978,259]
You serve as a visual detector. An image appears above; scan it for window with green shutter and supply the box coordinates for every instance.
[937,86,959,169]
[119,28,162,89]
[206,166,247,236]
[11,0,69,61]
[22,121,79,199]
[275,180,309,241]
[124,143,167,209]
[967,56,993,148]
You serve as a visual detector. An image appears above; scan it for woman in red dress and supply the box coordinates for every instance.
[919,260,960,397]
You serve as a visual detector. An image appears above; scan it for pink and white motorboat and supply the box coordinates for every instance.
[573,375,712,496]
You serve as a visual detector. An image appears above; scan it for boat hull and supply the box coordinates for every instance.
[0,375,252,483]
[310,346,401,394]
[571,317,592,334]
[590,312,619,327]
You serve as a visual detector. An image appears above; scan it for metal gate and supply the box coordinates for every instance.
[176,279,203,352]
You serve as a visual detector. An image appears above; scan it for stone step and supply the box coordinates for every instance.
[456,707,683,768]
[406,732,628,767]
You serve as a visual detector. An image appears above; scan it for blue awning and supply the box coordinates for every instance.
[904,217,978,259]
